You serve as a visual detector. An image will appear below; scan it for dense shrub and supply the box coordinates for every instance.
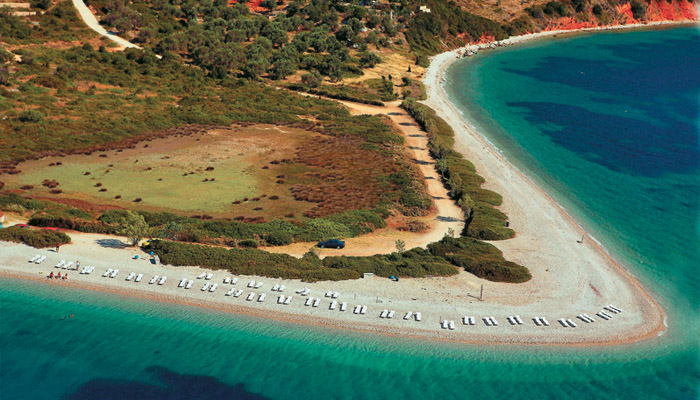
[0,226,71,248]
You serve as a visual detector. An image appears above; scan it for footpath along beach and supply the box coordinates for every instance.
[3,23,689,347]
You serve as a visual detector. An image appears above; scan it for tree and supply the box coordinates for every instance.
[301,71,322,88]
[395,239,406,253]
[117,211,149,246]
[457,194,474,220]
[269,45,299,79]
[261,0,276,11]
[359,52,381,68]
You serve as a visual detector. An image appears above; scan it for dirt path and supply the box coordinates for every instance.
[262,99,464,258]
[72,0,140,50]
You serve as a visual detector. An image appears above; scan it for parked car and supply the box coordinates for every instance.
[316,239,345,249]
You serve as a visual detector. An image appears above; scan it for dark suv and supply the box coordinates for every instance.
[316,239,345,249]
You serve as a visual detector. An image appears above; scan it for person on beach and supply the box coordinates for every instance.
[49,272,54,279]
[57,272,61,279]
[63,273,67,280]
[56,243,60,252]
[76,260,80,270]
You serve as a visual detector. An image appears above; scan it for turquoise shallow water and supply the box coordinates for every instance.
[2,26,699,399]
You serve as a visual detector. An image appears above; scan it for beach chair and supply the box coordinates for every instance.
[209,283,217,292]
[448,320,455,330]
[103,268,113,277]
[197,273,206,279]
[135,273,143,282]
[36,256,46,264]
[514,316,523,325]
[441,320,448,329]
[226,287,235,296]
[109,269,119,278]
[254,282,263,289]
[158,276,167,285]
[284,296,292,305]
[558,318,568,327]
[329,300,337,310]
[231,278,238,284]
[55,260,65,268]
[566,319,577,328]
[360,305,367,314]
[353,305,360,314]
[541,318,550,326]
[126,272,136,281]
[223,277,231,284]
[258,293,266,302]
[178,278,187,288]
[387,310,395,319]
[507,316,516,325]
[533,318,542,326]
[150,275,159,284]
[248,281,255,288]
[278,285,285,292]
[340,302,347,311]
[332,292,339,299]
[201,282,211,291]
[325,291,332,298]
[305,297,313,306]
[272,284,280,292]
[483,318,492,326]
[415,312,422,322]
[205,273,213,280]
[608,305,622,313]
[278,295,285,304]
[312,298,320,307]
[30,255,40,263]
[583,314,595,322]
[185,280,193,289]
[405,311,413,320]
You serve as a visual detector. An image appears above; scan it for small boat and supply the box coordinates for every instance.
[258,293,266,302]
[283,296,292,305]
[387,310,395,319]
[158,276,167,285]
[149,275,159,284]
[185,280,193,289]
[329,300,337,310]
[135,273,143,282]
[339,302,347,311]
[208,283,217,292]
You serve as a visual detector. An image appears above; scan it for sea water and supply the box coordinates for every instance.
[1,26,699,399]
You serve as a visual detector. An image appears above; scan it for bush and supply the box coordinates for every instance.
[0,226,71,248]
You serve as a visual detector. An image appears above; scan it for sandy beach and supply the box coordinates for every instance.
[3,22,689,347]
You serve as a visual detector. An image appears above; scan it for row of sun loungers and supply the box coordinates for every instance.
[196,273,214,280]
[29,255,47,264]
[440,320,456,330]
[246,281,263,289]
[324,291,340,298]
[577,314,595,323]
[296,288,312,296]
[79,266,95,274]
[482,317,499,326]
[532,317,550,326]
[379,309,396,319]
[149,275,160,284]
[223,277,240,284]
[55,260,76,270]
[352,305,368,314]
[126,272,136,281]
[271,284,286,292]
[507,316,524,325]
[558,318,577,328]
[276,295,293,304]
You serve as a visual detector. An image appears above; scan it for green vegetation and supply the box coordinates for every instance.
[0,226,71,248]
[145,239,459,282]
[401,99,514,240]
[285,82,384,105]
[116,211,149,246]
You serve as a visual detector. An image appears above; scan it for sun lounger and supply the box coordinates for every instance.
[158,276,167,285]
[284,296,292,305]
[80,267,88,274]
[312,298,320,307]
[330,300,337,310]
[302,288,311,296]
[353,305,360,314]
[272,284,280,291]
[577,314,589,323]
[541,318,550,326]
[135,273,143,282]
[30,255,40,263]
[514,316,523,325]
[596,312,610,320]
[248,281,255,288]
[380,309,388,318]
[35,255,46,264]
[566,319,577,328]
[387,310,395,319]
[231,278,238,284]
[360,305,367,314]
[608,304,622,313]
[258,293,266,302]
[340,302,347,311]
[490,317,498,326]
[209,283,217,292]
[66,262,74,270]
[483,318,492,326]
[533,318,542,326]
[404,311,413,320]
[197,273,206,279]
[325,291,331,297]
[185,280,193,289]
[468,317,475,325]
[126,272,136,281]
[254,282,263,289]
[109,269,119,278]
[415,312,422,322]
[102,268,113,277]
[507,316,516,325]
[583,314,595,322]
[441,320,448,329]
[178,278,187,288]
[278,285,285,292]
[278,295,285,304]
[332,292,339,299]
[201,282,211,291]
[223,277,231,284]
[601,310,613,318]
[55,260,65,268]
[558,318,568,327]
[305,297,313,306]
[448,320,455,330]
[150,275,159,284]
[234,289,243,297]
[296,288,304,294]
[205,273,213,280]
[246,292,255,301]
[462,316,469,325]
[226,287,235,296]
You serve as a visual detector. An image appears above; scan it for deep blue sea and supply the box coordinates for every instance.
[1,26,699,399]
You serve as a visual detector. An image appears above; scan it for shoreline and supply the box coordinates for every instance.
[0,269,663,347]
[422,22,678,344]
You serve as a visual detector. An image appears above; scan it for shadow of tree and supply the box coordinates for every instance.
[95,238,129,249]
[437,215,461,222]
